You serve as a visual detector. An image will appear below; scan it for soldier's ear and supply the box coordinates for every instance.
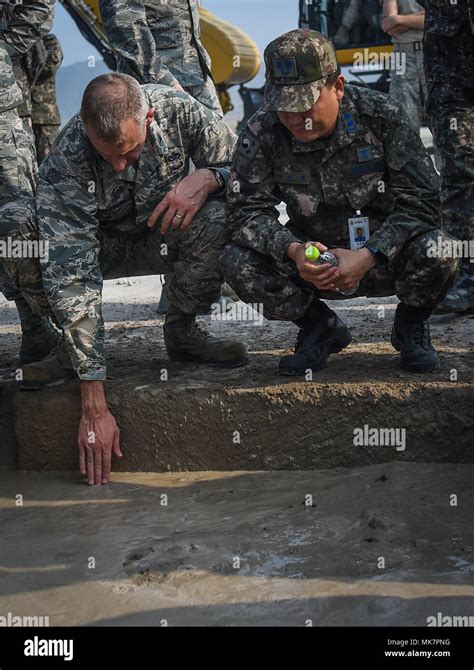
[145,108,156,126]
[335,76,345,101]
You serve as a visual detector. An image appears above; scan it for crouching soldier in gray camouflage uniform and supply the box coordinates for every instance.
[0,73,247,485]
[222,29,459,377]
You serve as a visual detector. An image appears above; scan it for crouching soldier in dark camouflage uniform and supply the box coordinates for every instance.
[222,30,459,377]
[0,73,247,485]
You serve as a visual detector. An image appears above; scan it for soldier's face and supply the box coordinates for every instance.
[86,109,155,172]
[277,75,345,142]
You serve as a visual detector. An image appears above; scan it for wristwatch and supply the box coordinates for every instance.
[211,168,225,192]
[366,245,387,269]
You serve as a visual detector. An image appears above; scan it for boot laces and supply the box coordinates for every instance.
[190,320,209,340]
[409,321,430,348]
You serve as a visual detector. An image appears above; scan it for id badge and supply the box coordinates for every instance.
[348,210,370,250]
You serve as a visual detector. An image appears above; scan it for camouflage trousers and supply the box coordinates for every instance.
[0,109,37,301]
[186,77,223,117]
[33,124,60,164]
[389,44,427,134]
[426,82,474,259]
[221,228,460,322]
[0,197,229,319]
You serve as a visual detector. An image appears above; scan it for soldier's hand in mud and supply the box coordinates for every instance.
[78,381,123,485]
[147,169,218,235]
[330,248,376,292]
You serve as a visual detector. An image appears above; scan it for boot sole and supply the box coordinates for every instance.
[20,378,68,391]
[391,330,441,373]
[168,353,250,369]
[278,330,352,377]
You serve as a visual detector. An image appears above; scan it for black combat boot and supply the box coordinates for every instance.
[163,307,249,368]
[278,299,352,376]
[15,297,61,365]
[391,303,440,372]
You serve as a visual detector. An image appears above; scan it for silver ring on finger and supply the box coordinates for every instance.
[174,213,184,220]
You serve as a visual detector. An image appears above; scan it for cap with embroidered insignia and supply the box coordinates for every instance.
[263,29,339,113]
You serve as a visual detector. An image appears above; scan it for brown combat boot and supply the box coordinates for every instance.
[163,307,248,368]
[21,341,75,390]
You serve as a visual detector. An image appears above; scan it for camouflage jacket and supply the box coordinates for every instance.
[227,85,441,265]
[36,85,236,381]
[99,0,212,88]
[422,0,474,87]
[0,0,55,112]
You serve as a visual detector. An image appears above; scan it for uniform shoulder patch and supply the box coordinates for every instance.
[237,130,261,160]
[342,111,357,134]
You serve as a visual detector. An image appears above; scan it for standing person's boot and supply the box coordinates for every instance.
[15,297,61,365]
[279,299,352,376]
[163,306,248,368]
[391,303,440,372]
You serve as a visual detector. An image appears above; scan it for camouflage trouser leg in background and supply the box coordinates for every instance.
[0,198,229,319]
[221,229,460,322]
[0,110,37,302]
[32,124,60,165]
[0,196,51,314]
[426,83,474,255]
[389,45,426,135]
[186,77,223,117]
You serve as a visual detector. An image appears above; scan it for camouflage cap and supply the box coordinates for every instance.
[263,29,339,113]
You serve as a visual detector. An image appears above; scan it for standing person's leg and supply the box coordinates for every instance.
[32,124,60,164]
[0,112,59,363]
[186,78,223,117]
[426,84,474,312]
[416,48,441,170]
[389,44,424,134]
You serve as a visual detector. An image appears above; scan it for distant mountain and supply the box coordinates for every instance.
[57,60,110,126]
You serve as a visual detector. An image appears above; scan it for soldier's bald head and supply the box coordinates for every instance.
[81,73,150,143]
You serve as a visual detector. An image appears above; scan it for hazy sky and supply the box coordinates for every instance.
[53,0,299,85]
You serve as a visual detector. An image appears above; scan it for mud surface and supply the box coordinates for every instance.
[0,465,472,626]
